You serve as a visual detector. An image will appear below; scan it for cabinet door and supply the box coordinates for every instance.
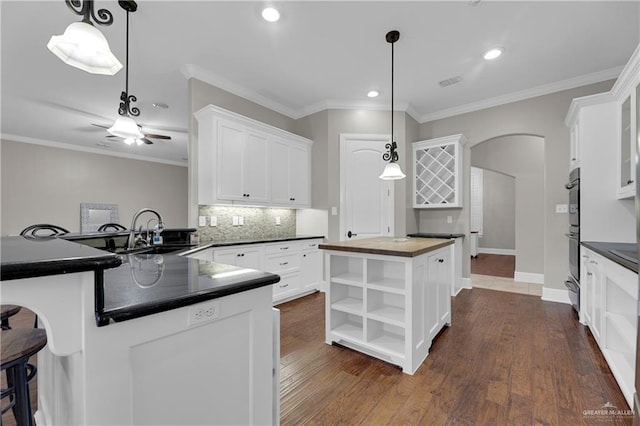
[301,249,323,291]
[289,144,309,206]
[270,139,290,205]
[585,255,603,343]
[413,135,464,208]
[213,249,240,266]
[569,120,579,170]
[436,249,452,326]
[243,131,269,203]
[426,253,440,338]
[236,247,263,270]
[217,120,245,201]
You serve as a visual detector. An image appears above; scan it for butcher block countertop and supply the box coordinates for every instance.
[319,237,453,258]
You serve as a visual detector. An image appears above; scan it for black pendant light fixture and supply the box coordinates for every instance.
[379,30,406,181]
[47,0,123,75]
[107,1,144,144]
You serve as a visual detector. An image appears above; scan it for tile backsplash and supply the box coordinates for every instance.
[197,205,296,242]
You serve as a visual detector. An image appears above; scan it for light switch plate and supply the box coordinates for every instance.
[238,216,244,226]
[232,216,239,226]
[198,216,206,226]
[210,216,217,227]
[555,204,568,213]
[275,216,281,225]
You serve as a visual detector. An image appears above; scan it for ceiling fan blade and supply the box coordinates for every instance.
[143,133,171,140]
[141,138,154,145]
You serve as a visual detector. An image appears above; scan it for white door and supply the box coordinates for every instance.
[340,134,394,240]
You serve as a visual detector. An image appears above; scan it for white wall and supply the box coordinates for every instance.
[478,168,515,251]
[418,79,615,290]
[1,139,188,235]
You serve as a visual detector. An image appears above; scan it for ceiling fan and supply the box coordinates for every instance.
[91,123,171,145]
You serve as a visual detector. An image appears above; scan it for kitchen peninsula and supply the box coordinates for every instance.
[320,237,454,374]
[0,236,280,425]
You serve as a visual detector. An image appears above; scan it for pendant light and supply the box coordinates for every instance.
[47,0,123,75]
[379,30,406,181]
[107,1,144,141]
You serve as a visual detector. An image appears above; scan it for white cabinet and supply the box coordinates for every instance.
[270,138,310,208]
[569,119,580,171]
[413,134,465,208]
[580,246,638,407]
[217,122,269,204]
[324,244,453,374]
[614,46,639,199]
[205,238,323,303]
[195,105,312,208]
[213,245,264,270]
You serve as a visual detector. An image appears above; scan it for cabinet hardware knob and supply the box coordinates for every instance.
[438,258,444,263]
[280,284,289,288]
[303,254,306,257]
[280,262,289,266]
[280,247,289,250]
[627,179,634,185]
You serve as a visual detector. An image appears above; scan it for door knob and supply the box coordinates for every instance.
[347,230,357,238]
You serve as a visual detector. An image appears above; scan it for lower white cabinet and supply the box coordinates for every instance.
[324,244,452,374]
[580,247,638,407]
[187,238,324,304]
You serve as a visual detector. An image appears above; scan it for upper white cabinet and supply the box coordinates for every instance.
[413,134,465,209]
[194,105,312,208]
[270,138,310,207]
[613,46,639,199]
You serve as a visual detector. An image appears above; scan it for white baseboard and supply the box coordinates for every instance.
[478,247,516,256]
[541,287,572,305]
[514,271,544,284]
[453,277,472,296]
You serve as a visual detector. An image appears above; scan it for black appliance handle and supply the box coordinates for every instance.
[565,232,580,239]
[565,182,577,189]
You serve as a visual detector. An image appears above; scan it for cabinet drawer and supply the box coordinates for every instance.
[266,253,300,273]
[301,239,322,251]
[273,273,300,296]
[265,242,301,255]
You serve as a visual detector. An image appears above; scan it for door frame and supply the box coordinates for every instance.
[339,133,395,241]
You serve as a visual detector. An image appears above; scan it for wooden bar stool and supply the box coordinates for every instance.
[0,306,21,330]
[1,329,47,426]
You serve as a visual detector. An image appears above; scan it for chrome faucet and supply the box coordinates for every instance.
[128,208,165,249]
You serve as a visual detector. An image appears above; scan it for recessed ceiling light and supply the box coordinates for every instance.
[483,47,504,60]
[262,7,280,22]
[367,90,379,98]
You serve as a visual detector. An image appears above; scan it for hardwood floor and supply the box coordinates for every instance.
[4,290,632,425]
[278,290,632,425]
[471,253,516,278]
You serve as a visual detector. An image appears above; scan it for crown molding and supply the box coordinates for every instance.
[1,134,187,167]
[418,66,623,123]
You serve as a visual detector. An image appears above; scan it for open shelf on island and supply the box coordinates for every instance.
[366,319,405,357]
[330,255,363,285]
[367,289,405,327]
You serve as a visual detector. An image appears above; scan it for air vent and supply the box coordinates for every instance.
[439,76,463,87]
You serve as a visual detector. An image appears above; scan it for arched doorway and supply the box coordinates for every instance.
[469,134,545,295]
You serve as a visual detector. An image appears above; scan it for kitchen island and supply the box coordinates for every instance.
[319,237,454,374]
[1,236,280,425]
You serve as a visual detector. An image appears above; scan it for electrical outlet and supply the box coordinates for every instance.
[555,204,568,213]
[198,216,206,226]
[210,216,217,226]
[447,216,453,224]
[238,216,244,226]
[275,216,281,225]
[232,216,239,226]
[189,301,220,326]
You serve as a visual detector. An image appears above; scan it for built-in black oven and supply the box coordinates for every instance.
[564,168,580,312]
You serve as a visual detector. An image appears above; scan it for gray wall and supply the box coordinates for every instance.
[418,79,615,290]
[1,139,188,235]
[471,135,544,274]
[478,168,515,251]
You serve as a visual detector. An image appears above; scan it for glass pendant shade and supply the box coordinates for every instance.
[107,116,144,139]
[47,21,122,75]
[379,162,406,180]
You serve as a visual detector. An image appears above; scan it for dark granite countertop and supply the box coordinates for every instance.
[1,236,280,326]
[581,241,638,274]
[1,236,122,280]
[407,233,465,239]
[97,251,279,325]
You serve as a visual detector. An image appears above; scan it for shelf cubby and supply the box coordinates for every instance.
[367,289,405,327]
[330,255,363,285]
[330,283,363,315]
[330,311,363,341]
[367,259,406,294]
[366,319,405,357]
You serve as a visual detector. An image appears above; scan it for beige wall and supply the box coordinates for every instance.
[418,79,615,290]
[471,135,544,275]
[478,169,515,251]
[1,139,188,235]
